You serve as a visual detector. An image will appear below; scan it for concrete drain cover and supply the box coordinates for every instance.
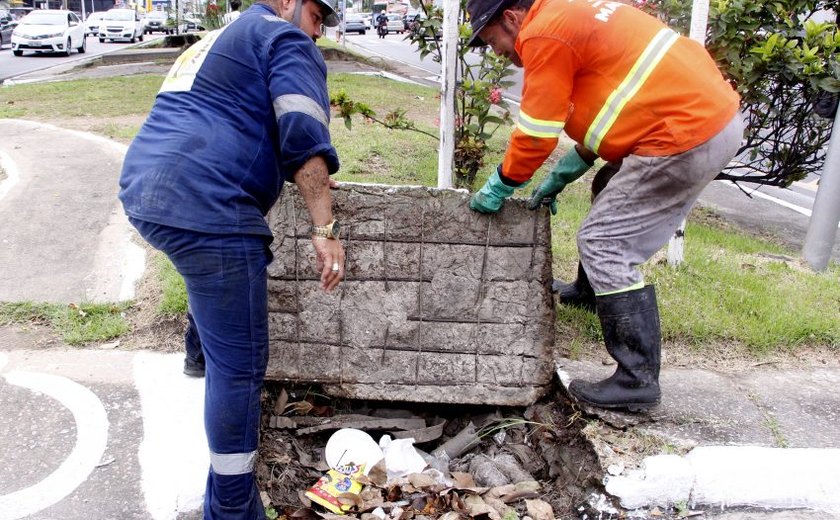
[265,183,556,406]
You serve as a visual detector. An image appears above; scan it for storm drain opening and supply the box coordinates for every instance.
[256,381,608,520]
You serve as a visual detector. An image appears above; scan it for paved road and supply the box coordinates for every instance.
[0,34,165,82]
[0,345,206,520]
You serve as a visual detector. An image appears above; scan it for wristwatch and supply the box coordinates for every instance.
[311,219,341,239]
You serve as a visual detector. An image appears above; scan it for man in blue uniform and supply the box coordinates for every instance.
[119,0,343,517]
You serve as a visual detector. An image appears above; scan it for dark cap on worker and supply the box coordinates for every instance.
[466,0,512,47]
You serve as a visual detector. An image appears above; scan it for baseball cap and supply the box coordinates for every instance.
[465,0,511,47]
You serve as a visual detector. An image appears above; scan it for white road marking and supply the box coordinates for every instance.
[719,180,840,229]
[0,371,109,520]
[133,352,207,520]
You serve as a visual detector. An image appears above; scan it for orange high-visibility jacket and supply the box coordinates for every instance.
[502,0,740,183]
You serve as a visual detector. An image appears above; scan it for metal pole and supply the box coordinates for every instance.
[667,0,709,266]
[437,0,458,189]
[803,111,840,271]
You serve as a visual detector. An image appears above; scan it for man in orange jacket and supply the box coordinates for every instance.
[467,0,744,411]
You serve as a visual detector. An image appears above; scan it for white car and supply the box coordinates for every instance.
[385,13,404,34]
[98,8,144,43]
[84,11,105,36]
[11,9,86,56]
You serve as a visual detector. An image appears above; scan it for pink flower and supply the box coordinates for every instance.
[488,86,502,105]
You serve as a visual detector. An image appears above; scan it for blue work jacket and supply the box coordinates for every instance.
[119,3,339,237]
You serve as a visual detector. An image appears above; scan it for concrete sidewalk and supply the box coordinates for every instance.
[557,360,840,514]
[1,75,839,520]
[0,119,144,303]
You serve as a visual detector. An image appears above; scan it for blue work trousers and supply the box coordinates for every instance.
[130,218,271,520]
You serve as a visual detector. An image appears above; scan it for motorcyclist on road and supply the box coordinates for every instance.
[376,12,388,38]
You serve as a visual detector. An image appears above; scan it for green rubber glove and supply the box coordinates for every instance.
[470,167,526,214]
[527,147,592,215]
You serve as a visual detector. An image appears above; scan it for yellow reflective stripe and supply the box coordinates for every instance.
[517,110,565,139]
[584,28,679,153]
[596,281,645,297]
[159,27,227,93]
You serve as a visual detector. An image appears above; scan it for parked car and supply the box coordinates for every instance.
[0,10,17,48]
[84,11,105,36]
[98,8,143,43]
[342,14,366,35]
[385,13,403,34]
[144,10,171,34]
[11,9,86,56]
[183,17,205,32]
[9,6,34,19]
[358,12,372,29]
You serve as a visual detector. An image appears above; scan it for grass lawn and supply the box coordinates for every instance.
[0,68,837,358]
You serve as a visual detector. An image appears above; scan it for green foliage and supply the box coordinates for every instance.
[406,0,516,188]
[0,76,162,121]
[635,0,838,186]
[155,254,189,315]
[331,89,440,139]
[327,73,505,187]
[0,301,131,345]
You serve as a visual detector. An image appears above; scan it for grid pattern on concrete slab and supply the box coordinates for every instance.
[265,183,556,405]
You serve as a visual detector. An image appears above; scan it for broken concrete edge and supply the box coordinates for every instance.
[555,365,840,514]
[334,180,468,194]
[322,383,550,407]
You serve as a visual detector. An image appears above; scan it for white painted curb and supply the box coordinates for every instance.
[134,352,207,520]
[605,446,840,513]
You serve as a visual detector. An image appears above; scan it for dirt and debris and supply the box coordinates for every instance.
[256,382,609,520]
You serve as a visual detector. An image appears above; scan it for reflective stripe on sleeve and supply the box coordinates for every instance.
[584,28,679,153]
[273,94,329,128]
[516,110,565,139]
[210,450,257,475]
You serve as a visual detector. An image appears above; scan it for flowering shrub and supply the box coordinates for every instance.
[407,1,517,188]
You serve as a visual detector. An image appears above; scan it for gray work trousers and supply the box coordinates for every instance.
[578,113,745,294]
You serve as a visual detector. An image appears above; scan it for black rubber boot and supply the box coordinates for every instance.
[183,356,206,378]
[551,262,596,313]
[568,285,661,411]
[183,311,205,378]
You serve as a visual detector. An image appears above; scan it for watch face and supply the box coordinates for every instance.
[331,220,341,238]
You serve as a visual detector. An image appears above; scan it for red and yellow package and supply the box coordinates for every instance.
[305,463,365,514]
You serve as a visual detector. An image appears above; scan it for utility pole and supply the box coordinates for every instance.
[802,109,840,271]
[667,0,709,266]
[437,0,457,189]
